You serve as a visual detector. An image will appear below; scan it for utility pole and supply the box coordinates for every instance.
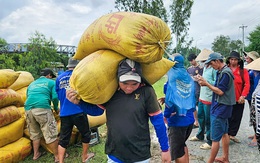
[239,24,247,54]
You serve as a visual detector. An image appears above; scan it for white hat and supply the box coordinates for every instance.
[119,71,141,83]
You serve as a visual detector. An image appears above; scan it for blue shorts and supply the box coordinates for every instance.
[211,115,228,141]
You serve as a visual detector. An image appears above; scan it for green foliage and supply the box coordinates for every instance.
[212,35,231,57]
[115,0,168,22]
[0,38,7,44]
[0,32,69,78]
[0,53,17,69]
[246,25,260,53]
[170,0,194,52]
[152,76,167,98]
[212,35,242,58]
[230,40,243,52]
[23,31,59,78]
[0,38,8,54]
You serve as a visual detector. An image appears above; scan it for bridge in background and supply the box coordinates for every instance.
[0,43,77,56]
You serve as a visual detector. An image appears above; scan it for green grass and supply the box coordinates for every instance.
[20,77,167,163]
[152,76,167,98]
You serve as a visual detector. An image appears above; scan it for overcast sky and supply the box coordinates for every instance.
[1,0,260,51]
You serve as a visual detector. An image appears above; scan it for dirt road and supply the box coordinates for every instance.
[150,101,260,163]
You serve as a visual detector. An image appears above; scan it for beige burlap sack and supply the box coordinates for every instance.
[70,50,125,104]
[0,105,21,127]
[0,69,20,89]
[0,117,25,148]
[142,58,174,84]
[74,11,171,63]
[0,137,32,163]
[8,71,34,91]
[0,89,23,108]
[16,87,28,105]
[70,50,174,104]
[88,111,106,128]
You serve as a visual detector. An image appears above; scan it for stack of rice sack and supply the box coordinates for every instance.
[0,69,33,163]
[8,71,35,117]
[71,11,174,105]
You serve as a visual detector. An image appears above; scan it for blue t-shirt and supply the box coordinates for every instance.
[56,70,84,116]
[164,106,195,127]
[56,70,103,117]
[247,69,255,101]
[211,73,233,119]
[254,71,260,91]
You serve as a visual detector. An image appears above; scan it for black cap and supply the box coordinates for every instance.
[117,58,151,86]
[40,68,56,78]
[187,53,197,61]
[227,51,241,60]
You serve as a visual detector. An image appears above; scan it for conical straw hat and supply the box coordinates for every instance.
[244,58,260,71]
[243,51,259,61]
[195,48,213,61]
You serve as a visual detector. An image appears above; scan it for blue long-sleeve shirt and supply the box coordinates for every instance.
[56,70,103,116]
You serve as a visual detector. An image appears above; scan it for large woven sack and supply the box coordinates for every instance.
[141,58,174,84]
[0,69,20,89]
[17,107,25,118]
[16,87,28,105]
[0,117,25,148]
[74,11,171,63]
[0,137,32,163]
[70,50,125,104]
[0,105,21,127]
[0,89,23,108]
[71,50,174,104]
[88,111,106,128]
[8,71,34,91]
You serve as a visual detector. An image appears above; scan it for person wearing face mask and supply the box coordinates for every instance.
[159,53,196,163]
[66,58,171,163]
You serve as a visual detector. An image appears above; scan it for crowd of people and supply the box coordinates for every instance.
[187,49,260,163]
[23,48,260,163]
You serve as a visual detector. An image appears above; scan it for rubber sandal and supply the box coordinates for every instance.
[200,143,211,150]
[230,136,240,143]
[248,141,257,147]
[65,153,69,158]
[83,153,95,163]
[33,151,46,160]
[189,136,201,141]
